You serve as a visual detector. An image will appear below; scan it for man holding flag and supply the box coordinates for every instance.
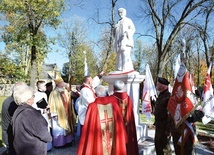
[167,62,203,155]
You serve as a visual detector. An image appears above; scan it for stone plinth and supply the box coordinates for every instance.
[102,71,148,142]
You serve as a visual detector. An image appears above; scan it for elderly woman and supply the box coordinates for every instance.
[11,83,52,155]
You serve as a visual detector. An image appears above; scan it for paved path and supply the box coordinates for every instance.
[47,129,214,155]
[139,129,214,155]
[47,137,79,155]
[47,145,78,155]
[1,129,213,155]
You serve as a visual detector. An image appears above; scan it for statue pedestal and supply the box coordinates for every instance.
[102,71,148,142]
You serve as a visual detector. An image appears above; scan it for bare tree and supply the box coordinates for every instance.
[137,0,212,76]
[90,0,118,70]
[198,1,214,68]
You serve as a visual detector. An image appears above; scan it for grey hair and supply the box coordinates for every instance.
[113,80,125,91]
[118,8,126,15]
[13,84,34,105]
[95,85,107,97]
[12,82,28,94]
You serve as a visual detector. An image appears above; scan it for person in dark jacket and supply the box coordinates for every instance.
[154,77,172,155]
[45,81,53,100]
[1,82,28,155]
[11,83,52,155]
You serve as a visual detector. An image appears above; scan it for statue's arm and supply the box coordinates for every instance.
[126,19,135,39]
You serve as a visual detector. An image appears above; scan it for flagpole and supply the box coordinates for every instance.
[181,123,185,155]
[180,38,186,64]
[180,38,186,155]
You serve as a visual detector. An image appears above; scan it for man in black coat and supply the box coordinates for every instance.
[154,77,172,155]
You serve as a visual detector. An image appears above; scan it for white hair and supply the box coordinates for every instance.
[12,82,28,94]
[113,80,125,92]
[95,85,107,97]
[13,83,34,105]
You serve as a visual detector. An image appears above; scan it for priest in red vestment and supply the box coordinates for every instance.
[77,85,127,155]
[100,80,139,155]
[95,80,139,155]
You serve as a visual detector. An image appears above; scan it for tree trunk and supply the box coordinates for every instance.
[30,45,37,89]
[157,60,164,77]
[197,48,200,87]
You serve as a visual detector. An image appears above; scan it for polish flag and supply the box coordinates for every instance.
[142,64,157,120]
[202,63,214,124]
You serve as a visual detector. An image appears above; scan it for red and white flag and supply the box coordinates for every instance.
[167,62,198,128]
[202,63,214,124]
[142,64,157,120]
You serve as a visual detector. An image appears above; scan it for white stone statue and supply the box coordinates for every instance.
[114,8,135,72]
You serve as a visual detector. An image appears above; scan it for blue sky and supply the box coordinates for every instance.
[44,0,147,71]
[1,0,208,71]
[0,0,154,71]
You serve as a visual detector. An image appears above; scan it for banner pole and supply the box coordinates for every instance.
[180,123,185,155]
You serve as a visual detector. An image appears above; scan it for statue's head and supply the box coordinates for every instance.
[118,8,126,18]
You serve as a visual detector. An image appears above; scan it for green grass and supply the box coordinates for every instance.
[0,96,6,147]
[140,114,155,123]
[196,121,214,135]
[140,113,214,136]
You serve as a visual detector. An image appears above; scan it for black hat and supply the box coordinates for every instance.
[157,77,170,85]
[45,82,52,87]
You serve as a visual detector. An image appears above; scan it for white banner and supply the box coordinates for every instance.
[142,64,157,120]
[202,63,214,124]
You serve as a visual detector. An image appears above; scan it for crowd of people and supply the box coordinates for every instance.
[0,5,207,155]
[0,7,138,154]
[1,75,207,155]
[1,69,141,155]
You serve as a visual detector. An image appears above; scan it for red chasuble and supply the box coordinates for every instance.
[95,92,139,155]
[77,100,127,155]
[112,92,139,155]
